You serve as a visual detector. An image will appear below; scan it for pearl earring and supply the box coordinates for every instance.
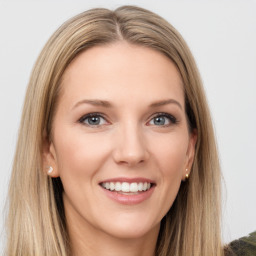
[47,166,53,174]
[185,169,189,179]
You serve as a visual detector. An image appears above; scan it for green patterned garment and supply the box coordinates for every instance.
[225,231,256,256]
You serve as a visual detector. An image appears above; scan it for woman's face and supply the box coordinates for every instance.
[45,42,196,240]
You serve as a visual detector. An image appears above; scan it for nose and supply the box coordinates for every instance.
[112,123,149,167]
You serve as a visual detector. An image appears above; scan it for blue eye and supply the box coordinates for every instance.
[149,113,177,126]
[79,113,108,126]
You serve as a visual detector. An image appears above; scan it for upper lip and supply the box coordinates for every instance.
[99,177,156,184]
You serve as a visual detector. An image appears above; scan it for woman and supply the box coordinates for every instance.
[6,5,223,256]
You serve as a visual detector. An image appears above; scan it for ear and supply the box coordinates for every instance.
[183,129,197,180]
[42,135,60,178]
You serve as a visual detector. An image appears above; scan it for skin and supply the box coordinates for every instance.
[44,42,197,256]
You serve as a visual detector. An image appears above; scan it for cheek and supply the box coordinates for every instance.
[150,133,188,213]
[157,141,186,192]
[53,128,111,181]
[151,132,189,176]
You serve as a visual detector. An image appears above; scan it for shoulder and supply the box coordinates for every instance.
[225,231,256,256]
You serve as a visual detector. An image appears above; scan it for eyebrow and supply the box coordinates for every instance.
[72,98,182,110]
[72,99,112,109]
[149,99,183,110]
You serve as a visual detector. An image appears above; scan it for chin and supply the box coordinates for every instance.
[98,214,160,240]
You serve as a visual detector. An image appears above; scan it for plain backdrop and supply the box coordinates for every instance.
[0,0,256,252]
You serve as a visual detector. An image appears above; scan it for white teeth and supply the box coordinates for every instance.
[130,183,138,192]
[138,182,143,191]
[121,182,130,192]
[115,182,121,191]
[110,182,115,191]
[101,181,152,193]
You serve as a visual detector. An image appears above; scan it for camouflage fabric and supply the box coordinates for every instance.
[225,231,256,256]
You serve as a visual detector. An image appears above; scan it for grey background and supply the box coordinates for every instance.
[1,0,256,251]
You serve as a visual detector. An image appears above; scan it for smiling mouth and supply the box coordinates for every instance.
[100,182,154,194]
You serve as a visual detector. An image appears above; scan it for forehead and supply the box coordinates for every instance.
[60,42,184,108]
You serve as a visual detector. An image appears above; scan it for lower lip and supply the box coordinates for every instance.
[100,186,155,205]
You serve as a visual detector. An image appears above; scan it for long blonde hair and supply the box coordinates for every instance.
[6,6,223,256]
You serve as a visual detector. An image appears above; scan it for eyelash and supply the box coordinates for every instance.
[79,112,108,127]
[148,112,178,127]
[78,112,178,127]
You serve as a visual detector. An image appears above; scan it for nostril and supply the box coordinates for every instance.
[113,147,149,166]
[117,159,145,167]
[112,128,149,165]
